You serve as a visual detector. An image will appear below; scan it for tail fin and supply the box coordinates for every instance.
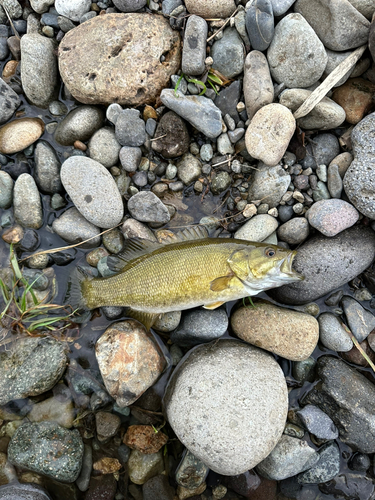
[65,266,92,313]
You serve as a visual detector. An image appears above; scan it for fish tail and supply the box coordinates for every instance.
[65,266,92,313]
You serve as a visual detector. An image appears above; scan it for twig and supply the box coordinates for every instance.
[150,134,167,142]
[2,4,20,39]
[344,324,375,374]
[207,8,239,42]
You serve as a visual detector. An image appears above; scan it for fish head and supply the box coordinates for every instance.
[228,244,304,291]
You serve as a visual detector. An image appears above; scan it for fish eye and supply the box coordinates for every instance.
[265,248,276,257]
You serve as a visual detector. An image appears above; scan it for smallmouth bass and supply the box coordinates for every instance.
[67,227,303,328]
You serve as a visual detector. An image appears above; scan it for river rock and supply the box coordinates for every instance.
[271,0,297,15]
[0,483,52,500]
[13,173,43,229]
[52,207,101,248]
[181,15,208,76]
[55,0,90,21]
[0,171,13,209]
[342,295,375,342]
[303,356,375,453]
[96,320,166,407]
[0,77,20,125]
[184,0,236,18]
[59,14,181,106]
[151,111,189,158]
[115,109,146,147]
[124,425,168,454]
[163,339,288,475]
[34,141,61,194]
[294,0,370,51]
[160,89,222,139]
[127,191,170,224]
[128,449,164,485]
[211,27,245,79]
[245,103,295,166]
[306,199,359,236]
[247,163,291,207]
[245,0,274,51]
[60,157,124,229]
[269,226,375,305]
[0,118,44,154]
[297,442,340,484]
[88,127,121,168]
[171,308,228,346]
[332,78,375,124]
[277,217,310,245]
[297,405,339,440]
[113,0,147,11]
[175,450,208,489]
[267,13,327,88]
[54,106,104,146]
[234,214,278,241]
[0,336,67,406]
[231,301,319,361]
[177,153,202,185]
[20,33,57,108]
[318,312,354,352]
[244,51,274,121]
[323,49,354,87]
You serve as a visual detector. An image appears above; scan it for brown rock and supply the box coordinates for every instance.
[340,339,375,367]
[332,78,375,124]
[95,320,166,407]
[0,118,44,155]
[2,60,18,80]
[124,425,168,454]
[2,225,24,244]
[143,105,158,121]
[329,152,353,178]
[184,0,236,19]
[95,411,121,441]
[151,111,190,159]
[231,301,319,361]
[58,13,181,106]
[93,457,122,474]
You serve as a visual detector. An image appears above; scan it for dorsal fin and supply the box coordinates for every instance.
[107,238,161,273]
[159,226,209,245]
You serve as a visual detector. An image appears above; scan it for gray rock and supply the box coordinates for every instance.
[30,0,54,13]
[145,118,157,137]
[306,199,359,237]
[34,141,62,194]
[162,0,183,15]
[294,0,370,51]
[0,0,22,18]
[267,13,327,88]
[177,153,202,185]
[153,311,181,333]
[171,308,228,346]
[175,450,208,488]
[244,51,274,121]
[164,340,288,475]
[151,111,190,159]
[211,171,231,194]
[160,89,222,139]
[127,191,170,224]
[228,128,245,144]
[76,444,92,492]
[115,109,146,147]
[278,205,295,223]
[54,106,105,146]
[181,15,208,76]
[8,421,83,482]
[0,483,52,500]
[106,103,123,125]
[323,49,354,87]
[271,0,296,15]
[88,127,121,168]
[0,26,9,60]
[256,435,319,481]
[342,296,375,342]
[0,336,67,406]
[214,80,241,121]
[327,163,343,198]
[303,356,375,453]
[246,0,274,51]
[13,173,43,229]
[20,34,58,108]
[298,442,340,484]
[347,0,375,18]
[277,217,309,245]
[0,170,13,209]
[269,226,375,305]
[55,0,91,21]
[133,171,147,187]
[318,312,354,352]
[112,0,147,11]
[217,133,234,155]
[52,207,101,248]
[119,146,142,173]
[301,133,340,170]
[235,214,278,241]
[0,77,20,125]
[297,405,339,440]
[211,27,245,79]
[143,475,175,500]
[121,218,157,241]
[234,9,250,50]
[247,163,291,208]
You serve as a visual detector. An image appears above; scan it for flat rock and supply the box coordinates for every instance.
[127,191,170,224]
[244,51,274,121]
[279,89,346,130]
[13,173,43,229]
[59,14,181,106]
[181,15,208,76]
[297,405,339,440]
[160,89,222,139]
[54,106,104,146]
[318,312,354,352]
[269,226,375,305]
[184,0,236,18]
[0,118,44,155]
[0,77,20,125]
[231,301,319,361]
[267,13,327,88]
[211,27,245,79]
[306,199,359,236]
[60,157,124,229]
[151,111,189,158]
[234,214,278,241]
[163,339,288,475]
[245,103,295,166]
[298,442,340,484]
[52,207,101,248]
[294,0,370,51]
[332,77,375,124]
[245,0,274,51]
[247,163,291,208]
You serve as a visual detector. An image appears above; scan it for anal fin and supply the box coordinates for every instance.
[126,308,159,330]
[203,301,225,310]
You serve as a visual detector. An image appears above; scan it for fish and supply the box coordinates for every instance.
[67,226,304,329]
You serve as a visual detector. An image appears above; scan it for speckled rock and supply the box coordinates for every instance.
[61,156,124,229]
[34,141,62,194]
[244,51,274,121]
[177,153,202,185]
[247,164,291,208]
[52,207,101,248]
[127,191,170,224]
[128,449,164,485]
[55,0,91,21]
[113,0,147,12]
[59,14,181,106]
[181,15,207,76]
[151,111,189,159]
[211,27,245,79]
[54,106,105,146]
[28,396,75,429]
[88,127,121,168]
[342,295,375,342]
[13,173,43,229]
[306,199,359,237]
[171,308,228,346]
[318,312,354,352]
[0,170,13,209]
[0,118,44,154]
[297,405,339,440]
[164,339,288,475]
[0,77,20,125]
[124,425,168,454]
[277,218,310,245]
[184,0,236,19]
[298,442,340,484]
[234,214,278,241]
[231,301,319,361]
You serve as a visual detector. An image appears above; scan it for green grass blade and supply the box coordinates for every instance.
[174,73,184,97]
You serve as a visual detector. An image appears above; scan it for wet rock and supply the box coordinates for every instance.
[8,421,83,482]
[231,301,319,361]
[52,207,101,248]
[245,104,296,166]
[246,0,274,51]
[211,27,245,79]
[234,214,278,241]
[247,164,291,208]
[306,199,359,237]
[13,173,43,229]
[279,89,346,130]
[160,89,222,139]
[267,13,327,88]
[342,295,375,342]
[95,412,121,441]
[88,127,121,168]
[294,0,370,51]
[76,444,92,492]
[164,339,288,475]
[0,77,20,125]
[60,156,124,229]
[332,78,375,124]
[277,218,310,245]
[121,218,157,241]
[244,51,274,121]
[349,452,371,471]
[211,171,231,194]
[115,109,146,147]
[142,475,175,500]
[96,320,166,407]
[297,405,338,440]
[0,118,44,155]
[184,0,236,18]
[54,106,105,146]
[293,357,316,383]
[127,191,170,224]
[151,111,189,159]
[20,34,57,108]
[128,449,164,485]
[320,471,375,499]
[34,141,61,194]
[269,226,375,305]
[171,308,228,346]
[0,171,13,209]
[318,312,353,352]
[297,442,340,484]
[340,339,375,366]
[303,355,375,453]
[124,425,168,454]
[181,15,208,76]
[28,396,75,429]
[0,483,52,500]
[256,435,319,481]
[177,153,202,185]
[59,14,181,106]
[175,450,208,489]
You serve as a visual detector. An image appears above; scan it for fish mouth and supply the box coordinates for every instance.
[280,251,304,280]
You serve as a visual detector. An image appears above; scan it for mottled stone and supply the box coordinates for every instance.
[0,118,44,154]
[211,27,245,79]
[297,405,338,440]
[52,207,101,248]
[124,425,168,454]
[184,0,236,19]
[151,111,189,159]
[28,396,75,429]
[318,312,354,352]
[128,449,164,485]
[112,0,147,11]
[0,77,20,125]
[54,106,105,146]
[127,191,170,224]
[244,51,274,121]
[34,141,61,194]
[13,173,43,229]
[342,295,375,342]
[332,78,375,124]
[234,214,278,241]
[297,442,340,484]
[306,199,359,236]
[88,127,121,168]
[277,217,310,245]
[247,164,291,208]
[181,15,208,76]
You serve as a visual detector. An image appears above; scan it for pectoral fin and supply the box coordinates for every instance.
[210,273,234,292]
[126,308,159,331]
[203,301,225,310]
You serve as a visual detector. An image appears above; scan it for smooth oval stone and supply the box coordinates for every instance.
[60,157,124,229]
[58,14,181,106]
[245,103,296,166]
[234,214,278,241]
[184,0,236,18]
[0,118,44,154]
[54,106,105,146]
[0,171,13,209]
[181,15,208,76]
[13,173,43,229]
[269,226,375,305]
[52,207,101,248]
[231,301,319,361]
[244,51,274,121]
[211,27,245,79]
[306,199,359,237]
[163,339,288,475]
[34,141,62,194]
[88,127,121,168]
[245,0,274,51]
[318,312,354,352]
[277,217,310,245]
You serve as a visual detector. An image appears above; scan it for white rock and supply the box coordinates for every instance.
[55,0,91,22]
[235,214,279,243]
